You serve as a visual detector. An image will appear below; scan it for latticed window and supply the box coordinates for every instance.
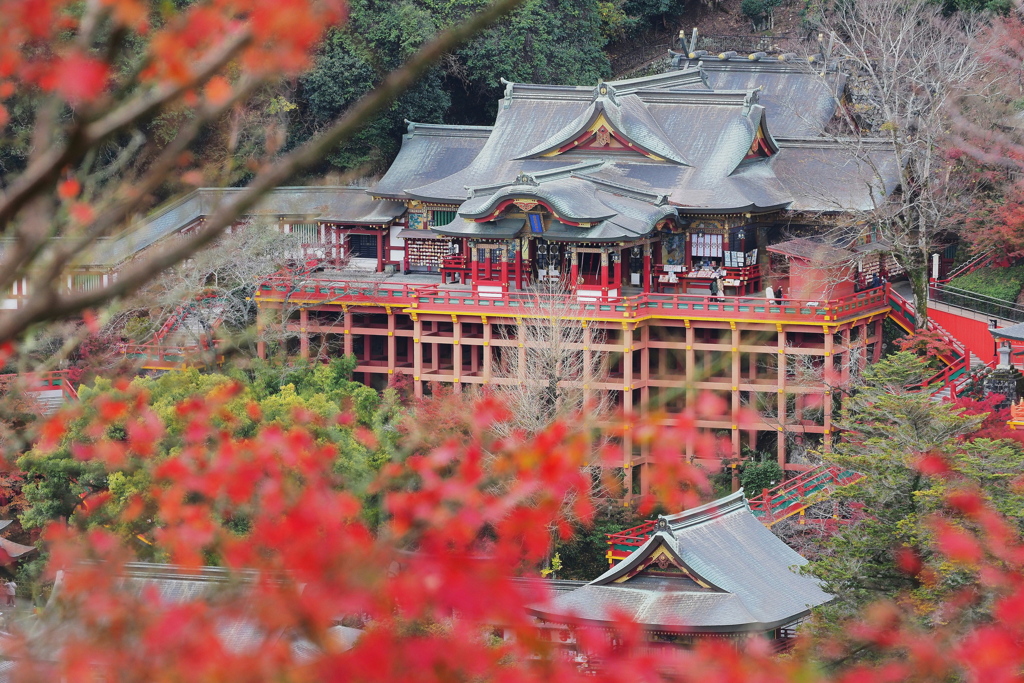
[349,234,378,258]
[291,223,319,244]
[72,274,101,292]
[431,210,457,227]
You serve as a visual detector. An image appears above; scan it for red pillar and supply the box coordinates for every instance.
[612,251,622,289]
[570,248,579,289]
[376,231,384,272]
[515,244,523,290]
[470,245,478,283]
[501,244,509,287]
[642,249,651,293]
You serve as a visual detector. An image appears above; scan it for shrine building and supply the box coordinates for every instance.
[253,60,897,492]
[2,58,902,493]
[528,491,831,650]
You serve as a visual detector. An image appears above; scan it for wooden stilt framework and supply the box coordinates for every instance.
[255,276,890,498]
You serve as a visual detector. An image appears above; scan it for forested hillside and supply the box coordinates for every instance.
[289,0,691,175]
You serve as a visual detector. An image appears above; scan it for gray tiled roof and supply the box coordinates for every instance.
[405,65,900,228]
[672,55,846,137]
[530,491,832,633]
[457,171,675,242]
[373,122,493,200]
[82,187,404,268]
[433,217,525,238]
[993,322,1024,342]
[516,95,691,165]
[771,137,901,212]
[766,237,854,263]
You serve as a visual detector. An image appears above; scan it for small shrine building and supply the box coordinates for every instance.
[528,491,831,651]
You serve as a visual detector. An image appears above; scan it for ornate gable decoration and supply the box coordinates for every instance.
[513,200,539,212]
[614,546,718,590]
[744,123,777,160]
[541,113,660,161]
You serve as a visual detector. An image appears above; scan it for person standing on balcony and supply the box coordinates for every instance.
[766,284,776,306]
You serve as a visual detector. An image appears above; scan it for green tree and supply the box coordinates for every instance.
[806,352,1024,651]
[552,504,641,580]
[291,0,613,171]
[18,359,402,550]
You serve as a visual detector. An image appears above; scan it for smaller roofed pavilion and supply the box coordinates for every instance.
[528,491,831,650]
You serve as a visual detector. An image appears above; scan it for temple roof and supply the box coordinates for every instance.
[670,54,846,137]
[83,187,404,267]
[771,137,901,212]
[767,237,855,264]
[529,491,832,633]
[455,165,677,242]
[373,122,493,200]
[405,70,777,207]
[992,322,1024,342]
[433,217,525,238]
[395,68,899,244]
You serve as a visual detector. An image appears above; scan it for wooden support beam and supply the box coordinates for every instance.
[387,311,396,377]
[343,311,353,357]
[299,308,309,360]
[731,324,741,456]
[777,326,787,468]
[413,317,423,399]
[482,320,492,383]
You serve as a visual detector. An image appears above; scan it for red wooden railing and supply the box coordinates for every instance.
[120,343,223,369]
[256,276,424,306]
[605,464,866,565]
[746,465,864,526]
[0,369,78,402]
[406,285,890,323]
[887,287,991,400]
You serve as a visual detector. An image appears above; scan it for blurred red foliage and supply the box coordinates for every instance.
[0,381,1020,682]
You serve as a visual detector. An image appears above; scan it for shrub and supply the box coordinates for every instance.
[740,457,784,497]
[742,0,782,19]
[948,265,1024,302]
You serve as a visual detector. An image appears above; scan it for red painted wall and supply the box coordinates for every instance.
[788,261,855,301]
[928,307,998,364]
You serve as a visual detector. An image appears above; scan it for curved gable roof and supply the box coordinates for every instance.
[515,94,690,165]
[529,492,832,633]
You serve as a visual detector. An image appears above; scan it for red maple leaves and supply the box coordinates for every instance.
[10,377,1020,681]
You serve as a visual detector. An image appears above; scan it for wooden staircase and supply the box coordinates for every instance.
[747,465,864,527]
[604,465,865,565]
[887,287,989,401]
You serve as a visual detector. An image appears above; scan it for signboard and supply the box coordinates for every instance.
[529,214,544,233]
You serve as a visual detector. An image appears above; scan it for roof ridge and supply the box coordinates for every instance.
[465,160,605,196]
[671,54,842,75]
[635,88,759,106]
[662,490,748,529]
[583,175,667,204]
[404,120,494,137]
[775,136,895,149]
[608,67,707,93]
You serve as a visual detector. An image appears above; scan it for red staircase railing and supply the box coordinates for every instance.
[887,287,991,400]
[747,465,864,526]
[935,250,995,285]
[152,291,222,343]
[604,465,865,565]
